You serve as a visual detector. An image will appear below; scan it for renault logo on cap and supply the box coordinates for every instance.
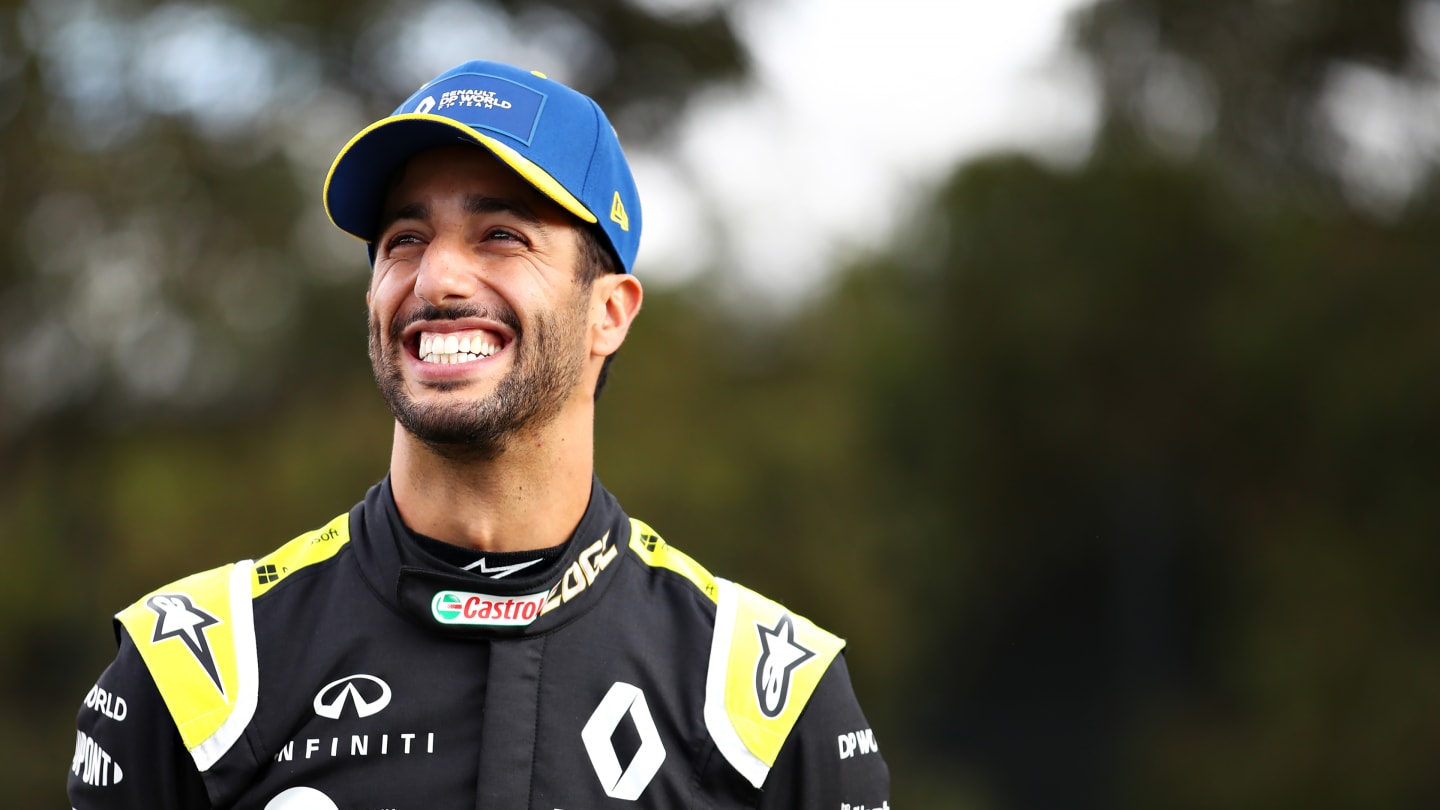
[313,674,392,720]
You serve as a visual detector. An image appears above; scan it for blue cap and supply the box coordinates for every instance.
[324,60,642,273]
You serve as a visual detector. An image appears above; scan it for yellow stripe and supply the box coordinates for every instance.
[627,519,719,603]
[251,512,351,598]
[323,113,598,240]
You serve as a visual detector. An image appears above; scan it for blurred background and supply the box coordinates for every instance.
[4,0,1440,806]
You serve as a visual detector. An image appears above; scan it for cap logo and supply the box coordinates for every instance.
[406,73,546,145]
[610,192,630,232]
[440,88,513,111]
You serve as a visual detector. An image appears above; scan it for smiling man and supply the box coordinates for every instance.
[68,60,890,810]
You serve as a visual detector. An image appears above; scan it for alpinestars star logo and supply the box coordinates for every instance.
[147,593,224,696]
[463,556,542,579]
[755,614,815,718]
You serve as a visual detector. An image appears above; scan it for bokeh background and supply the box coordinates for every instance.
[5,0,1440,807]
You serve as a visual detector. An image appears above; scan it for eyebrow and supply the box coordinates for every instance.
[465,195,542,226]
[376,194,544,238]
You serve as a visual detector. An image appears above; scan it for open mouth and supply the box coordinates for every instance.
[417,329,507,365]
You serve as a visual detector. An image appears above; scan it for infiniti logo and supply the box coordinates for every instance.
[313,674,392,720]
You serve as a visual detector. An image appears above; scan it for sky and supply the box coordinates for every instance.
[632,0,1098,303]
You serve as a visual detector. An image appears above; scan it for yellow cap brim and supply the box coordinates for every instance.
[323,113,598,244]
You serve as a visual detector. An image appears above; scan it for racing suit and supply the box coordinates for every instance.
[68,477,891,809]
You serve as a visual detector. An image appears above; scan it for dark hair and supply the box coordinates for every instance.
[576,225,621,401]
[576,224,619,286]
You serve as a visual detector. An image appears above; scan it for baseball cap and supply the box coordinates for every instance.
[324,60,642,273]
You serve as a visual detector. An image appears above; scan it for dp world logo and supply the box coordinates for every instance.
[313,674,392,720]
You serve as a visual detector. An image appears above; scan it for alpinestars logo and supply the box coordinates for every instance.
[147,593,224,696]
[463,556,542,579]
[755,614,815,718]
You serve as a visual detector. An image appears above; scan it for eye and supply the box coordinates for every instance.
[382,232,424,253]
[485,227,527,245]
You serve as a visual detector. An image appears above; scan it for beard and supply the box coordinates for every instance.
[368,294,588,461]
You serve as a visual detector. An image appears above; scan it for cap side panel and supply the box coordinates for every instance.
[472,132,598,224]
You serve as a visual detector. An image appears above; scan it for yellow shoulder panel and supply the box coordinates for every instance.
[627,519,719,603]
[116,561,258,772]
[704,579,845,788]
[252,511,351,598]
[113,512,349,772]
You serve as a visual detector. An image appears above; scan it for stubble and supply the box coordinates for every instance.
[368,293,589,461]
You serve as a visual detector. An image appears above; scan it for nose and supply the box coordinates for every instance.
[412,234,480,307]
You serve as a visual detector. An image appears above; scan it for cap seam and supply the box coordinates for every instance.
[581,98,605,200]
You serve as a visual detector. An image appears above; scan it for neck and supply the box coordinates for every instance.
[388,404,595,553]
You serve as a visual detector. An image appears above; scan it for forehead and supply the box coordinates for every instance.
[380,144,571,222]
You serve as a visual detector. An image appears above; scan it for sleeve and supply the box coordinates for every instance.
[68,627,214,810]
[757,652,890,810]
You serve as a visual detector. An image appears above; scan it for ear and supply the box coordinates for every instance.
[589,273,644,358]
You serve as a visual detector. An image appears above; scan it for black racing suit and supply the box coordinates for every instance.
[68,478,890,809]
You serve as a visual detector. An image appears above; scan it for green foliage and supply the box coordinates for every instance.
[8,0,1440,808]
[0,0,749,803]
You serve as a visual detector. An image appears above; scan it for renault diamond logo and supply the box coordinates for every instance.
[313,674,392,720]
[581,681,666,800]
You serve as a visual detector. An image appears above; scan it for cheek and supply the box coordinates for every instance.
[369,273,410,318]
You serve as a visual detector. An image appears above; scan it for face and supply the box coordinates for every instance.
[366,144,596,458]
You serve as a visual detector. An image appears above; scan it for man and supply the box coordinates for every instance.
[68,59,890,809]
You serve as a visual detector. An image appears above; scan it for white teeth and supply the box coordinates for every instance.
[417,331,502,364]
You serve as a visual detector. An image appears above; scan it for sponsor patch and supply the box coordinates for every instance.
[146,592,225,696]
[72,731,124,787]
[539,533,619,616]
[263,786,339,809]
[314,674,392,720]
[581,682,667,800]
[754,613,816,718]
[610,191,630,231]
[83,684,128,722]
[407,73,546,145]
[430,589,547,626]
[838,727,880,759]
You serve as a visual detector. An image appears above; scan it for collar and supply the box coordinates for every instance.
[350,475,632,637]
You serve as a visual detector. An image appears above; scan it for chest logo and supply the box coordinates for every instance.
[263,786,339,809]
[146,593,224,696]
[755,614,816,718]
[539,533,620,617]
[314,674,392,719]
[431,589,547,626]
[581,681,666,800]
[464,556,543,578]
